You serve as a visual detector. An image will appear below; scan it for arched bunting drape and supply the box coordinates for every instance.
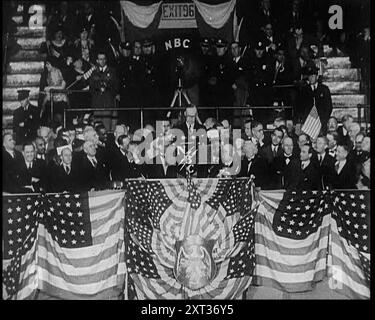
[119,0,237,43]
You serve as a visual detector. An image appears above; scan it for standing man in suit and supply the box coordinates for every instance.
[14,141,46,193]
[238,141,269,189]
[3,133,24,193]
[296,65,333,133]
[79,140,110,191]
[336,114,353,145]
[13,90,40,145]
[260,127,284,164]
[315,135,335,189]
[34,136,47,164]
[332,143,357,189]
[89,51,119,131]
[297,144,321,190]
[273,136,301,190]
[47,145,79,192]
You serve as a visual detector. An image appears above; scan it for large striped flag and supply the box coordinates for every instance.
[253,190,331,292]
[124,178,256,299]
[328,190,370,299]
[2,195,40,300]
[2,190,126,300]
[301,103,322,140]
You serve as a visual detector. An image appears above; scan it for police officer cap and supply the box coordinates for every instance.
[120,41,131,50]
[17,89,30,101]
[302,64,319,75]
[200,37,210,47]
[142,38,153,47]
[215,38,228,47]
[255,41,265,50]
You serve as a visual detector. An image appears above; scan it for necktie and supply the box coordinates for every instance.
[285,157,290,165]
[335,162,340,173]
[301,162,305,170]
[272,146,277,157]
[318,154,322,164]
[65,165,70,175]
[91,158,97,168]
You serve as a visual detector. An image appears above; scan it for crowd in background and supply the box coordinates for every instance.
[2,0,371,194]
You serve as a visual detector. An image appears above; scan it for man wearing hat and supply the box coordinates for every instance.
[205,38,235,118]
[296,64,332,133]
[13,90,40,145]
[139,38,161,119]
[247,40,274,125]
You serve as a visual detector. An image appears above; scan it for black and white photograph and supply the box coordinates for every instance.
[2,0,371,304]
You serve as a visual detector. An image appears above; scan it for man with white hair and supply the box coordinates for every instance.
[238,140,269,188]
[79,140,109,191]
[3,133,24,192]
[47,145,79,192]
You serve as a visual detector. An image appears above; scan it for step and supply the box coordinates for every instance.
[14,26,46,38]
[16,37,45,50]
[325,81,360,94]
[9,50,46,61]
[7,61,44,74]
[331,107,365,121]
[332,94,366,108]
[323,57,351,69]
[3,100,39,115]
[3,87,40,101]
[323,68,360,82]
[3,115,13,128]
[5,74,41,87]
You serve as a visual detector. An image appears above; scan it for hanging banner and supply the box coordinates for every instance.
[159,2,197,29]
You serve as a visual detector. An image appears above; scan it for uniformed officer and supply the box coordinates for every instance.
[206,38,235,120]
[296,64,333,134]
[13,90,40,145]
[140,38,161,124]
[247,40,274,125]
[118,41,142,129]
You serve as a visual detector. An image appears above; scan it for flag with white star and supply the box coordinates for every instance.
[2,195,40,299]
[272,190,332,240]
[2,190,127,300]
[329,190,370,299]
[125,178,255,299]
[254,190,331,293]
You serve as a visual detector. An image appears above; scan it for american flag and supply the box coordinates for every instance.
[3,195,41,300]
[254,189,370,299]
[301,104,322,140]
[254,190,331,292]
[124,178,256,299]
[328,191,370,299]
[2,190,126,300]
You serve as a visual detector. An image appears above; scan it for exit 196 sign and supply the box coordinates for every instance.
[159,3,197,29]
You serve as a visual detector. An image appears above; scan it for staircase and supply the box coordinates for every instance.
[321,48,367,125]
[2,6,369,129]
[2,3,46,129]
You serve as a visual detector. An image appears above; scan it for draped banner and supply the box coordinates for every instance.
[120,0,237,43]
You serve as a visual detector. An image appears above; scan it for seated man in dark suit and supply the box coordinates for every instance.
[47,145,80,193]
[14,141,47,193]
[273,136,301,190]
[238,140,269,189]
[34,136,47,164]
[2,133,24,193]
[297,144,321,190]
[332,143,357,190]
[78,140,110,191]
[336,114,353,146]
[315,135,335,189]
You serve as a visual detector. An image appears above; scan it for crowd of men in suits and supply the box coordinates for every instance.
[3,103,370,194]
